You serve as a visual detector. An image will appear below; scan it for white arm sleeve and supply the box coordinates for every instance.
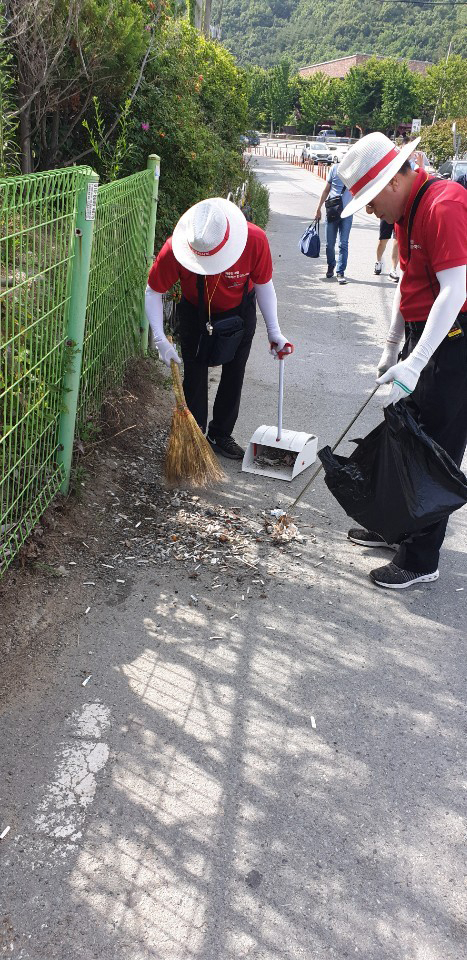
[385,275,405,345]
[253,279,282,343]
[144,285,164,342]
[409,265,466,373]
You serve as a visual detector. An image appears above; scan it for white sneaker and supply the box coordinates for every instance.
[389,269,399,282]
[336,273,347,285]
[374,261,382,275]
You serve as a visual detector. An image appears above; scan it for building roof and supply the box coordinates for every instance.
[299,53,431,77]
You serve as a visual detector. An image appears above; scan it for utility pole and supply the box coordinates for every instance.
[431,37,453,126]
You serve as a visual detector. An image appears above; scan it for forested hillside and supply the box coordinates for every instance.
[211,0,467,69]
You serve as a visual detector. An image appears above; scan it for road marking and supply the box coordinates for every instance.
[34,702,110,856]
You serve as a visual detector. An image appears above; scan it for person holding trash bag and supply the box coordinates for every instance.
[145,198,294,460]
[337,132,467,589]
[314,163,353,284]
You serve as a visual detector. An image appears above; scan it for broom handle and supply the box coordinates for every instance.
[170,358,185,408]
[167,334,186,409]
[291,385,380,509]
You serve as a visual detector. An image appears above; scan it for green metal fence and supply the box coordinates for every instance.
[0,167,93,575]
[0,157,159,576]
[77,160,157,428]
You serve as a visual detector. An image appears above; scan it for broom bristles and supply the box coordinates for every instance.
[164,358,225,487]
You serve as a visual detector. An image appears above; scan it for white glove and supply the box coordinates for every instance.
[377,265,466,404]
[269,336,294,358]
[156,336,181,367]
[145,285,181,367]
[377,340,400,376]
[376,356,422,405]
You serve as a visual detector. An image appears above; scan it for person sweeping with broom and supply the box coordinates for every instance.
[145,197,294,462]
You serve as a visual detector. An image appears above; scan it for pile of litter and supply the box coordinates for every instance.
[10,423,306,593]
[253,446,297,470]
[264,509,302,542]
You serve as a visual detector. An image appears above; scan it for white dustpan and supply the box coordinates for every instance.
[242,357,318,481]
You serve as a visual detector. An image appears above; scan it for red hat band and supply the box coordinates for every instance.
[350,147,400,197]
[188,221,230,258]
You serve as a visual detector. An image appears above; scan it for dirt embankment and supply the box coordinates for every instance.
[0,357,174,702]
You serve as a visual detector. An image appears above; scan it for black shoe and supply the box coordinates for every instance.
[348,528,392,548]
[369,561,439,589]
[326,267,334,279]
[207,435,245,460]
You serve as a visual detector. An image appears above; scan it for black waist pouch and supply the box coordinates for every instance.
[196,313,245,366]
[325,194,343,222]
[195,277,249,367]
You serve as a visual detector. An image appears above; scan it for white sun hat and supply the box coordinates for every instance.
[172,197,248,275]
[338,132,421,218]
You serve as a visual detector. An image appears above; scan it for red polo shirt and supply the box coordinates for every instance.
[148,221,273,311]
[394,170,467,323]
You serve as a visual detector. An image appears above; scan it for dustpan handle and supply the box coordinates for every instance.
[291,385,380,509]
[277,358,284,442]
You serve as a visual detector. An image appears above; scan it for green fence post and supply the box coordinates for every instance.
[57,170,99,494]
[141,154,160,354]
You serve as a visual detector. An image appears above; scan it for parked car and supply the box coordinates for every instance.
[326,139,355,164]
[317,128,337,140]
[301,141,333,164]
[330,147,350,164]
[438,158,467,183]
[246,130,260,146]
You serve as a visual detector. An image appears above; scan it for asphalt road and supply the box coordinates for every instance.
[1,156,465,960]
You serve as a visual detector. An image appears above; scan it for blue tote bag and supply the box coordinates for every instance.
[299,219,320,258]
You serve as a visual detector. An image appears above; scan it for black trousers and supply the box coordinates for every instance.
[392,315,467,573]
[177,293,257,438]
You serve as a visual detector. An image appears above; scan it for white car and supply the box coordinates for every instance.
[301,142,333,164]
[326,138,358,164]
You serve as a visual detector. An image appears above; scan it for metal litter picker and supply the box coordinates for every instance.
[242,354,318,481]
[291,385,380,508]
[269,385,380,537]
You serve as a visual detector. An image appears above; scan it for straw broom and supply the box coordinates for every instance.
[164,356,225,487]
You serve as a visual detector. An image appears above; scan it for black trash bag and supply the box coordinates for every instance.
[318,402,467,545]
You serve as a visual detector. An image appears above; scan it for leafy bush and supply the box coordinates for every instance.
[243,170,269,229]
[420,118,467,168]
[121,18,248,248]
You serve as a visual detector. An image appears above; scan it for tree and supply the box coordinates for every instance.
[265,58,292,134]
[122,18,247,246]
[244,65,269,130]
[339,57,391,133]
[420,117,467,167]
[339,56,420,135]
[379,62,418,136]
[299,72,339,135]
[4,0,149,172]
[418,55,467,124]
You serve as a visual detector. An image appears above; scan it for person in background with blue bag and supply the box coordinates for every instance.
[314,163,353,284]
[145,198,294,460]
